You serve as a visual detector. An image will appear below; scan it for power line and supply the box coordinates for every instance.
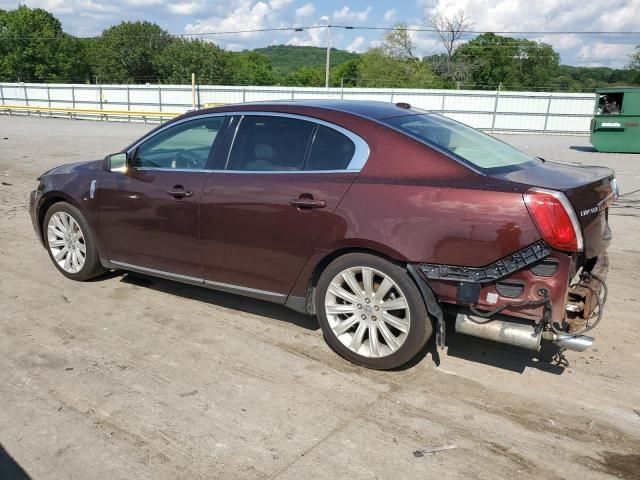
[1,24,640,41]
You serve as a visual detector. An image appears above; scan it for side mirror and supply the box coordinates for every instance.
[107,152,128,172]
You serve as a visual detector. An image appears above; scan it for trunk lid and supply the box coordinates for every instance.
[495,161,615,259]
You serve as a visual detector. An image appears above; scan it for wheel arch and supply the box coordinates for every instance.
[38,192,81,243]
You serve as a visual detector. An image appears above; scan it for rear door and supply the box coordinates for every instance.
[99,115,228,278]
[199,113,368,297]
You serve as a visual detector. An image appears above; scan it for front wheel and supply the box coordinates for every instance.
[44,202,106,281]
[316,253,432,370]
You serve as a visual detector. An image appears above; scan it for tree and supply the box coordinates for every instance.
[630,46,640,83]
[331,59,361,86]
[0,6,88,82]
[428,10,472,79]
[154,38,234,85]
[358,48,440,88]
[89,21,171,83]
[282,66,324,86]
[454,33,559,90]
[357,26,441,88]
[382,24,421,65]
[232,52,276,85]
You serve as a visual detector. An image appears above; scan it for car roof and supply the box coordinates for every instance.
[202,100,426,120]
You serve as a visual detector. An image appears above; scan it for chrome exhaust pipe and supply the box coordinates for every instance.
[455,312,542,351]
[541,332,594,352]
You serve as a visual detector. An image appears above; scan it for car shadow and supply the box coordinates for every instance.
[443,317,566,375]
[570,145,597,153]
[0,443,31,480]
[119,272,320,331]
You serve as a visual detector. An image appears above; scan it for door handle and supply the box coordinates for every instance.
[290,197,326,209]
[166,187,193,199]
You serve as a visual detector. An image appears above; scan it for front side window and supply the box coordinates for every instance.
[384,114,539,173]
[226,116,315,171]
[134,117,225,170]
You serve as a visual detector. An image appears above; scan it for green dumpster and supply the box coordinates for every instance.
[590,87,640,153]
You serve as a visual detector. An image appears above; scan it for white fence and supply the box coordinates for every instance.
[0,83,597,135]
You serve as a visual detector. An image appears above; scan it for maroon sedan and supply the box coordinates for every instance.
[30,101,615,369]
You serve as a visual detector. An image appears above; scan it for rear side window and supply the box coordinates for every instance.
[306,125,356,171]
[226,116,315,171]
[384,114,539,173]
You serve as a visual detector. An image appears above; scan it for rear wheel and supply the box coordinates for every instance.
[316,253,432,370]
[44,202,106,281]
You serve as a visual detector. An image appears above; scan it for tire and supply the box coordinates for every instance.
[43,201,106,281]
[316,253,433,370]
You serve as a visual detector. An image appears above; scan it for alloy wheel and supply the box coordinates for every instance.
[324,266,410,358]
[47,211,87,274]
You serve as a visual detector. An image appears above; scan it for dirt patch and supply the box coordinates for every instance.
[577,452,640,480]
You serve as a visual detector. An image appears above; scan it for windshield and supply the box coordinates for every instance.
[384,114,539,173]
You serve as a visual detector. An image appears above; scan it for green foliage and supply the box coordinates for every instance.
[90,21,171,83]
[154,38,234,84]
[231,52,276,85]
[358,48,441,88]
[252,45,359,75]
[453,33,559,90]
[0,6,637,91]
[0,6,88,82]
[282,66,325,87]
[629,46,640,83]
[331,59,361,86]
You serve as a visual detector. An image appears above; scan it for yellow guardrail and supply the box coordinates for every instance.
[0,104,185,117]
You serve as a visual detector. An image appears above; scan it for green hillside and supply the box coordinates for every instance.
[250,45,359,74]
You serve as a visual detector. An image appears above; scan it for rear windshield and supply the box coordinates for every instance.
[383,114,539,173]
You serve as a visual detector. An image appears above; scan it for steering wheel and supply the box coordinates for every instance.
[174,150,202,170]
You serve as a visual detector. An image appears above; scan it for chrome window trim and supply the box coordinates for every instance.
[125,110,370,174]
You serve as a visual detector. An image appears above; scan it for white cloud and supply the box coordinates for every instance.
[185,0,285,44]
[383,9,397,23]
[577,42,636,63]
[167,1,205,16]
[331,6,371,23]
[295,2,315,17]
[287,24,327,47]
[346,36,367,52]
[419,0,640,66]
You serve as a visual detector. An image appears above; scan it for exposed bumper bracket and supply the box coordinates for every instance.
[419,241,551,283]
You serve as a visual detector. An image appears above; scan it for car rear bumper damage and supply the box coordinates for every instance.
[413,246,609,353]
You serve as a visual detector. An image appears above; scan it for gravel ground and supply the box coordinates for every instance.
[1,115,639,480]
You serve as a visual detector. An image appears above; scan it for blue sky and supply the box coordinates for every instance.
[1,0,639,67]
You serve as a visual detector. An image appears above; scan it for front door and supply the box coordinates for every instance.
[99,115,228,278]
[200,114,365,296]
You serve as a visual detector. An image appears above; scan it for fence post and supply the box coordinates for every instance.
[196,84,201,109]
[23,83,30,116]
[126,85,131,123]
[98,86,104,121]
[291,88,295,100]
[0,84,4,106]
[490,87,501,134]
[46,85,51,118]
[158,86,163,123]
[71,85,76,120]
[543,94,552,134]
[441,92,446,112]
[242,87,246,103]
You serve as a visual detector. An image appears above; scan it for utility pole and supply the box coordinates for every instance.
[325,21,332,88]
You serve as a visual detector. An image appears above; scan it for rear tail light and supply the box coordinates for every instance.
[524,188,583,252]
